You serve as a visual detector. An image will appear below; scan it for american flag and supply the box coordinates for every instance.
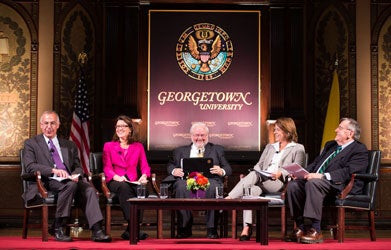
[70,67,90,174]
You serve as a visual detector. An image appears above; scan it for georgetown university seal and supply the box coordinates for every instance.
[176,23,234,81]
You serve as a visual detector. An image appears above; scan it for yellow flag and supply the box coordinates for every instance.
[321,70,340,149]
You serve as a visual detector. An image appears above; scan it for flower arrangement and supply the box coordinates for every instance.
[186,172,210,191]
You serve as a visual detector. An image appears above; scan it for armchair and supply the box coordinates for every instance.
[328,150,381,242]
[20,149,84,241]
[89,152,159,236]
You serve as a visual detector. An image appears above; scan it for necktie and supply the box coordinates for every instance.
[197,149,204,157]
[318,146,342,173]
[48,139,68,173]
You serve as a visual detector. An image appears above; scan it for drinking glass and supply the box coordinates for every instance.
[215,185,224,199]
[137,185,146,199]
[242,186,252,199]
[160,184,168,199]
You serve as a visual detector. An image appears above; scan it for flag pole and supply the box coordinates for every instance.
[70,52,91,175]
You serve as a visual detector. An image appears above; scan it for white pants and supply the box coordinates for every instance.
[228,171,283,227]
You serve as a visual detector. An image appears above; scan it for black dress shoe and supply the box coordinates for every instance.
[176,231,192,239]
[54,228,72,242]
[206,228,219,239]
[91,229,112,242]
[121,230,148,240]
[121,230,129,240]
[176,228,192,239]
[48,226,55,236]
[139,231,148,240]
[239,225,253,241]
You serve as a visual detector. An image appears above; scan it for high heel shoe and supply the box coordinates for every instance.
[239,225,253,241]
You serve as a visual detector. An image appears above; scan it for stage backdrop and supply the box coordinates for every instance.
[148,9,261,151]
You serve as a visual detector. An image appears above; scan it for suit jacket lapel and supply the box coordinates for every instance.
[323,141,355,172]
[60,143,69,167]
[184,145,192,158]
[38,134,54,165]
[58,138,73,173]
[261,147,275,170]
[279,146,293,165]
[318,143,337,164]
[113,143,126,162]
[328,141,354,165]
[203,143,211,158]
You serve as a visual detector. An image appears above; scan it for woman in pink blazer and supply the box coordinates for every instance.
[103,115,151,240]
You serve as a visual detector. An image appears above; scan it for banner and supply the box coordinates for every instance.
[321,69,340,150]
[148,10,261,151]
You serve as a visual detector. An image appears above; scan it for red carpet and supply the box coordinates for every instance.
[1,236,390,250]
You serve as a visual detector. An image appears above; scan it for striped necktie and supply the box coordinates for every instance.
[318,146,342,174]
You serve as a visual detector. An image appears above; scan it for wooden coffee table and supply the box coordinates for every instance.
[128,198,269,245]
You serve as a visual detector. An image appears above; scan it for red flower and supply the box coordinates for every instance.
[186,171,210,191]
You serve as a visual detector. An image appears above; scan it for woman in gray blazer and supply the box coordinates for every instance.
[226,117,306,241]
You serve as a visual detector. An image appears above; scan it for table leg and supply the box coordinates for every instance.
[258,204,268,245]
[256,210,260,242]
[232,210,237,239]
[129,203,138,245]
[158,209,163,239]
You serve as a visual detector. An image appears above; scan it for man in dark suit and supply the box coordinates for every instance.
[22,110,111,242]
[165,122,232,239]
[286,117,368,244]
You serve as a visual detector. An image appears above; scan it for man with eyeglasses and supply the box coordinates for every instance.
[22,110,111,242]
[285,118,368,244]
[164,122,232,239]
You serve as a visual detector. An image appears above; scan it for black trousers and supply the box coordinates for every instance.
[108,180,147,222]
[172,178,221,229]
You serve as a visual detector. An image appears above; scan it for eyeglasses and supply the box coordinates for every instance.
[337,125,352,131]
[41,121,57,127]
[192,133,207,138]
[115,125,129,129]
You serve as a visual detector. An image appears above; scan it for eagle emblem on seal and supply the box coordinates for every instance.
[176,23,234,81]
[188,30,221,73]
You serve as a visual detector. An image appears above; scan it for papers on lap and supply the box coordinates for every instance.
[49,174,80,182]
[254,169,273,178]
[282,163,309,178]
[125,180,141,185]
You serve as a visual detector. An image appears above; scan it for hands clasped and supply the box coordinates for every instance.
[172,165,224,177]
[210,165,224,176]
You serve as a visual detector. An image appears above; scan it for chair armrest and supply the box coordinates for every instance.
[86,171,92,182]
[278,175,293,200]
[339,174,356,199]
[98,173,111,199]
[339,172,378,199]
[280,181,290,200]
[85,172,99,195]
[354,173,378,182]
[21,171,48,198]
[21,172,36,182]
[151,173,160,198]
[35,171,49,199]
